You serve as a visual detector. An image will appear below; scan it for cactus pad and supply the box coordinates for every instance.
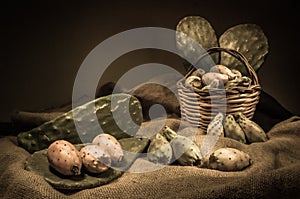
[17,93,143,153]
[176,16,218,67]
[219,24,268,75]
[24,137,149,190]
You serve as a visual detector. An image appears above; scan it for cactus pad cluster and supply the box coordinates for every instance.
[176,16,268,75]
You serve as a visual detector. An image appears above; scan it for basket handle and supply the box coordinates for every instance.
[185,47,259,85]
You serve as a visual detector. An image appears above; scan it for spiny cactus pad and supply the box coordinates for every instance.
[24,137,149,190]
[176,16,218,67]
[219,24,268,75]
[17,93,143,153]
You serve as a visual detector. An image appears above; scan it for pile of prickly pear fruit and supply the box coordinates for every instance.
[185,65,252,91]
[208,112,268,144]
[147,126,252,171]
[46,133,123,176]
[147,126,202,167]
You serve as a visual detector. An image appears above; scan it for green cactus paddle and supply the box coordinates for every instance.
[17,93,143,153]
[219,24,269,75]
[176,16,219,70]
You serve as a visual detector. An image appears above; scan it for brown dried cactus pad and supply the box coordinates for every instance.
[24,137,149,190]
[176,16,218,66]
[219,24,268,75]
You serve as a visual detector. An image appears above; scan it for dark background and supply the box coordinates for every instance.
[1,0,299,123]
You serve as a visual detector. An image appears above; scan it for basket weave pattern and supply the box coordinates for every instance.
[177,47,261,131]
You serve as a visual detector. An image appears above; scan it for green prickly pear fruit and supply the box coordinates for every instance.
[147,133,173,165]
[224,114,246,143]
[160,126,201,166]
[231,69,242,79]
[171,135,202,166]
[92,133,124,164]
[80,144,111,173]
[185,76,202,89]
[202,72,229,86]
[201,79,220,90]
[17,93,143,153]
[208,147,251,171]
[47,140,82,176]
[210,64,236,80]
[207,112,224,137]
[234,112,268,143]
[191,68,206,77]
[160,126,178,142]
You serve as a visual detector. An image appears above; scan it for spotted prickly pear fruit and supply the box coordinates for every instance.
[147,133,173,165]
[234,112,268,143]
[231,69,242,79]
[160,126,202,166]
[160,126,178,142]
[80,144,111,173]
[208,147,251,171]
[210,64,236,80]
[207,112,224,137]
[224,114,246,143]
[171,135,202,166]
[47,140,82,176]
[191,68,206,77]
[92,133,123,164]
[202,72,229,86]
[201,79,220,90]
[185,76,202,89]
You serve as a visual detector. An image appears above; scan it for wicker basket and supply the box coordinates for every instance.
[177,47,261,131]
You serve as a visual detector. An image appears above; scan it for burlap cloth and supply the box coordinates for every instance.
[0,115,299,199]
[1,76,300,198]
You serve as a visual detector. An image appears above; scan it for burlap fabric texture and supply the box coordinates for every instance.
[0,115,300,199]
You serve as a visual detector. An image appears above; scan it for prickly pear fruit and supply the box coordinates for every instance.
[47,140,82,176]
[210,64,236,79]
[234,112,268,143]
[17,93,143,153]
[201,79,220,90]
[202,72,229,86]
[147,133,173,165]
[207,112,224,137]
[191,68,206,77]
[231,69,242,79]
[92,133,123,164]
[171,135,202,166]
[208,147,251,171]
[185,76,202,89]
[80,144,111,173]
[224,114,246,143]
[160,126,178,142]
[160,126,201,166]
[226,76,252,88]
